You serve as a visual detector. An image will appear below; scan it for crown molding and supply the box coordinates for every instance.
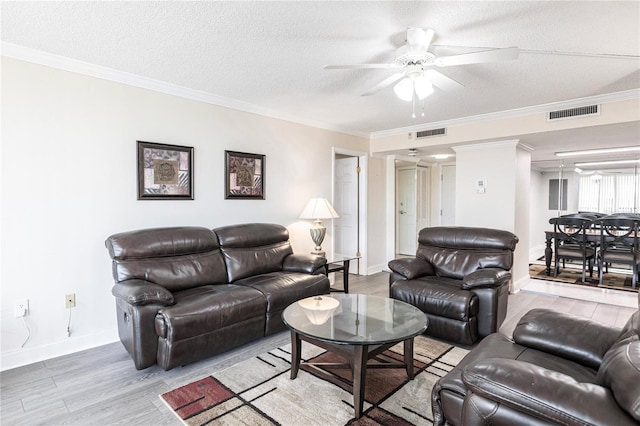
[370,89,640,139]
[1,42,369,139]
[3,42,638,142]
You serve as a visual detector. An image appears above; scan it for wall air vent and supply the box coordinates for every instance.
[548,105,600,121]
[416,128,446,138]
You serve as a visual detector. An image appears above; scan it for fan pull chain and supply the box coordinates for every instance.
[421,100,425,117]
[412,92,416,118]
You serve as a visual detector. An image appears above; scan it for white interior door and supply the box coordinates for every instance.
[334,156,359,274]
[416,165,430,232]
[397,167,417,255]
[441,164,456,225]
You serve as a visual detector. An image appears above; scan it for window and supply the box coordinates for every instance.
[578,173,640,214]
[549,179,568,210]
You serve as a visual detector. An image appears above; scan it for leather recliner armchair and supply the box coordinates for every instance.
[388,226,519,345]
[432,305,640,425]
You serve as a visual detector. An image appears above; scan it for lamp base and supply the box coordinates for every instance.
[309,220,327,257]
[310,250,326,257]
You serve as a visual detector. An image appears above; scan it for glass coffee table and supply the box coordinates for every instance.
[282,294,428,419]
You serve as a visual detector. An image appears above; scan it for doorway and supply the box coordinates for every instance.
[395,162,430,256]
[333,149,367,275]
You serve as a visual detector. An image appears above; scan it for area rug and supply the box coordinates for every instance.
[160,335,469,425]
[529,263,637,293]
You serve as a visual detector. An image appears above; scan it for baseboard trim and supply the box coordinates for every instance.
[1,328,119,372]
[367,263,386,275]
[512,275,530,293]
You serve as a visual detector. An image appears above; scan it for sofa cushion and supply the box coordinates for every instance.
[215,223,294,282]
[155,284,266,341]
[391,278,478,321]
[106,227,228,292]
[416,226,518,279]
[514,309,621,369]
[417,246,514,279]
[234,272,330,313]
[432,332,600,426]
[106,226,220,259]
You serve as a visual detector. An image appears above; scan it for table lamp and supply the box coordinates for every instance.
[299,198,339,256]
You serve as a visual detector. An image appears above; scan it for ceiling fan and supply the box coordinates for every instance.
[325,28,520,102]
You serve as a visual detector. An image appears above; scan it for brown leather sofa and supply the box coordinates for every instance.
[388,226,518,345]
[105,223,329,370]
[432,305,640,425]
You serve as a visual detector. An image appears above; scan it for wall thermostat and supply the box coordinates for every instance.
[477,179,487,194]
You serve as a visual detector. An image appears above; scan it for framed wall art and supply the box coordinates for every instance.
[225,150,265,199]
[137,141,194,200]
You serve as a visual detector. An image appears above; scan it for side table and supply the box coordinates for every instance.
[323,255,360,293]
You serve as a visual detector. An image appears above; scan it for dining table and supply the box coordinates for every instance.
[544,228,637,275]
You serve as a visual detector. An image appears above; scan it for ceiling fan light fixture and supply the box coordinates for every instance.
[393,78,414,102]
[413,74,433,100]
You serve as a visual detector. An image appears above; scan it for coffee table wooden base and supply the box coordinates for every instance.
[289,330,416,419]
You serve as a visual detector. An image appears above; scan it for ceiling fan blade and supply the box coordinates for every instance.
[421,28,435,51]
[424,70,465,91]
[324,64,402,70]
[361,72,406,96]
[435,47,520,67]
[405,27,435,54]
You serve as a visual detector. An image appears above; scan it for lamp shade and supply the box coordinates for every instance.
[299,198,339,220]
[413,74,434,100]
[393,77,414,102]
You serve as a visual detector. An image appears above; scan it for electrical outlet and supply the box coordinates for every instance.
[65,293,76,309]
[14,299,29,318]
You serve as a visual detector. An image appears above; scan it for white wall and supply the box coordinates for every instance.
[0,57,375,370]
[529,170,548,260]
[366,156,387,274]
[453,141,531,290]
[513,146,531,291]
[454,141,518,230]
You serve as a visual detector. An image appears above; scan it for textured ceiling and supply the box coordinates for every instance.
[2,1,639,169]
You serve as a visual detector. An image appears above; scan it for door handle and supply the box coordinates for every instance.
[399,210,406,214]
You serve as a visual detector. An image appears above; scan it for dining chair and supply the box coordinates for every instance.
[596,217,640,289]
[549,216,597,282]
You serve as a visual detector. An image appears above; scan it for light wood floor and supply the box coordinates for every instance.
[1,272,637,425]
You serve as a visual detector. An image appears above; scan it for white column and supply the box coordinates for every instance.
[452,140,532,292]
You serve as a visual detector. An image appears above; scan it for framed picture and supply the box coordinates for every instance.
[137,141,194,200]
[225,150,265,199]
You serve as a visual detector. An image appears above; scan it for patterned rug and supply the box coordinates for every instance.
[160,335,469,425]
[529,263,637,293]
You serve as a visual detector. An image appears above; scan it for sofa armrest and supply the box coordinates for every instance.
[282,254,327,274]
[513,308,620,369]
[111,279,175,306]
[462,359,637,426]
[388,258,434,280]
[462,268,510,290]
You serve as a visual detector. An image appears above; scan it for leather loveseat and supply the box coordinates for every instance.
[388,226,519,345]
[432,305,640,425]
[105,223,329,370]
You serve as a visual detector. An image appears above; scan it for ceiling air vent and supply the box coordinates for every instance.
[548,105,600,121]
[416,128,446,138]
